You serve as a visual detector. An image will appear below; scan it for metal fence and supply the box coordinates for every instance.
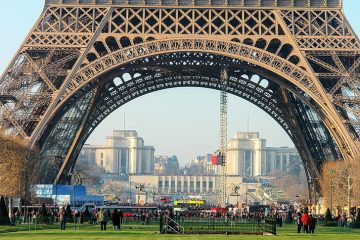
[263,219,277,235]
[160,216,276,235]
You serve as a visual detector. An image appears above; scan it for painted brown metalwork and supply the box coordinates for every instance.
[0,0,358,189]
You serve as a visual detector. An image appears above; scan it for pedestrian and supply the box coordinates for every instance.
[296,212,302,233]
[84,206,90,223]
[80,211,84,224]
[309,214,316,234]
[145,213,149,225]
[112,209,120,230]
[96,208,107,230]
[59,207,67,230]
[301,210,310,233]
[119,210,123,225]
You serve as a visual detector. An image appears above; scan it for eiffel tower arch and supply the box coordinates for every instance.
[0,0,359,187]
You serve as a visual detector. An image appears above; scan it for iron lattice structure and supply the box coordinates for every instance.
[0,0,359,191]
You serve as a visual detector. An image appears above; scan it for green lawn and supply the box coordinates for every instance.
[1,222,360,240]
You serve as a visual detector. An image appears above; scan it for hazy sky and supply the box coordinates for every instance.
[1,1,359,165]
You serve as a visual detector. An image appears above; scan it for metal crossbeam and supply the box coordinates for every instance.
[45,0,343,8]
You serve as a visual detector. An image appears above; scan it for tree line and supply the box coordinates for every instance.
[320,160,360,217]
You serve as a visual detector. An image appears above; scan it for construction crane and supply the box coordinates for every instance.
[219,67,228,207]
[210,67,228,207]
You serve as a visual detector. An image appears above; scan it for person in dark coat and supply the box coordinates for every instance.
[59,207,67,230]
[112,209,120,230]
[297,212,302,233]
[84,206,90,223]
[309,214,316,234]
[119,211,124,225]
[39,203,49,224]
[65,204,72,219]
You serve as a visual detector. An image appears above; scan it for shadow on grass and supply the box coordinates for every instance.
[2,223,360,240]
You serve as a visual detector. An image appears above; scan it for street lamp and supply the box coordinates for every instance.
[54,156,62,208]
[128,173,132,204]
[329,169,335,215]
[135,185,140,205]
[313,177,319,214]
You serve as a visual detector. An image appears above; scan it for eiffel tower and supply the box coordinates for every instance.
[0,0,359,187]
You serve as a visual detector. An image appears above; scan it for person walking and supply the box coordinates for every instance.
[296,212,302,233]
[96,208,107,230]
[301,210,310,233]
[59,207,67,230]
[112,209,120,230]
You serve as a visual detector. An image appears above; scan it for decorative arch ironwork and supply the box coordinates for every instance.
[37,52,339,184]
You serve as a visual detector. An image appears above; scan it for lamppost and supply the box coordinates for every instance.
[245,184,248,205]
[70,168,82,230]
[152,187,156,204]
[329,169,335,215]
[135,185,140,205]
[54,156,62,208]
[128,173,132,204]
[313,178,319,214]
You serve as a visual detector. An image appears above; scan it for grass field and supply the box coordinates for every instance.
[1,222,360,240]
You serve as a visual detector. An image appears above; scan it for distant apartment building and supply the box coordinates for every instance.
[78,130,155,175]
[184,132,301,177]
[265,147,300,175]
[184,154,219,175]
[226,132,301,176]
[154,155,180,175]
[130,175,259,198]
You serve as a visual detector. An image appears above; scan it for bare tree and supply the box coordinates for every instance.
[102,181,130,201]
[320,160,360,216]
[0,131,39,223]
[74,159,104,187]
[270,169,308,202]
[0,131,39,199]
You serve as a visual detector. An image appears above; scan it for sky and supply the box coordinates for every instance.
[0,1,359,166]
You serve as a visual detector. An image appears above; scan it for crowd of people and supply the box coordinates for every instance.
[295,209,317,233]
[10,203,359,233]
[12,204,128,231]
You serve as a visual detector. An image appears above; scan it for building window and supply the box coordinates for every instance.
[276,152,281,170]
[165,180,169,192]
[244,150,252,176]
[265,158,272,175]
[190,181,194,193]
[171,181,175,193]
[141,150,146,174]
[101,160,103,166]
[282,153,288,171]
[101,153,103,158]
[183,181,188,192]
[196,181,200,193]
[121,150,127,174]
[158,180,163,189]
[177,181,181,192]
[202,181,207,191]
[209,181,213,190]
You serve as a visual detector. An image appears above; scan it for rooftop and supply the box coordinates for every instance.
[45,0,342,9]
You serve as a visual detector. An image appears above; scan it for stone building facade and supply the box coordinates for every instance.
[79,130,155,175]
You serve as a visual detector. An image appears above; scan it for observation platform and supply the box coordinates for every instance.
[45,0,342,9]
